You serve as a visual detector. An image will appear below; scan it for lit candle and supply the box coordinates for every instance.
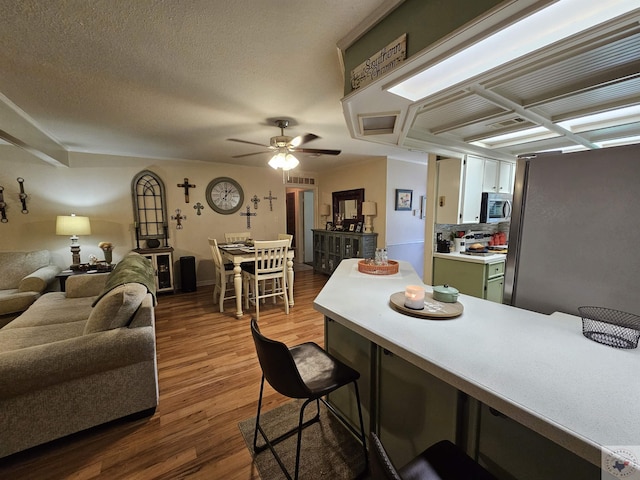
[404,285,425,310]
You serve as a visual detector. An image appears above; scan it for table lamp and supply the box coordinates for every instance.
[56,214,91,268]
[319,204,331,222]
[362,201,376,233]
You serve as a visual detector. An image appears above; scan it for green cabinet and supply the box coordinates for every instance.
[325,318,373,435]
[324,317,458,469]
[312,229,377,275]
[433,256,505,303]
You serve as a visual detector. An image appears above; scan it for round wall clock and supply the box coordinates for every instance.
[206,177,244,214]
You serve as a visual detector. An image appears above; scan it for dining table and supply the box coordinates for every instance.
[218,243,295,318]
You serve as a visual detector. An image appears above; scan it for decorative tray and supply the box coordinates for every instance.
[358,260,399,275]
[389,292,463,319]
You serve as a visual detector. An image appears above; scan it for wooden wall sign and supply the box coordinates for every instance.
[351,33,407,90]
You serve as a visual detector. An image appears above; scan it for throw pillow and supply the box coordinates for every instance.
[84,283,148,334]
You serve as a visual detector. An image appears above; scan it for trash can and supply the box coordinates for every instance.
[180,256,196,292]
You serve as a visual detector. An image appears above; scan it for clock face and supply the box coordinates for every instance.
[205,177,244,214]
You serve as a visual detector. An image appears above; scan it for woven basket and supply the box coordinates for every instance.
[358,260,399,275]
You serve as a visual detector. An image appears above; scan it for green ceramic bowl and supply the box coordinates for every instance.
[432,284,459,303]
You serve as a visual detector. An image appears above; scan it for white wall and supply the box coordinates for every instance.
[386,158,428,277]
[0,147,289,288]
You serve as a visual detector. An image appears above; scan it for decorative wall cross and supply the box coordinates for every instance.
[264,190,278,211]
[193,202,204,215]
[240,205,257,229]
[0,186,7,223]
[17,177,28,214]
[171,209,186,229]
[177,178,195,203]
[250,194,260,209]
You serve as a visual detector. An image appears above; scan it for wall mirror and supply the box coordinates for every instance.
[131,170,168,243]
[332,188,364,225]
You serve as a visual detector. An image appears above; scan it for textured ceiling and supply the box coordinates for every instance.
[0,0,424,170]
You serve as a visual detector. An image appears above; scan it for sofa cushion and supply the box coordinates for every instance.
[0,290,40,316]
[65,272,109,298]
[18,265,61,293]
[4,293,95,329]
[0,250,50,290]
[84,283,148,334]
[0,320,87,352]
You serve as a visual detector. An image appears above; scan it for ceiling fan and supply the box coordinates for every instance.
[227,119,341,170]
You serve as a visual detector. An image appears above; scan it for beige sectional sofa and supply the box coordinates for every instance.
[0,252,159,458]
[0,250,61,316]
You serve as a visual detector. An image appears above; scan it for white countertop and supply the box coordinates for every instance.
[313,259,640,467]
[433,251,507,264]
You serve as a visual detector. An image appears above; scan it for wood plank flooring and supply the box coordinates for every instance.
[0,267,329,479]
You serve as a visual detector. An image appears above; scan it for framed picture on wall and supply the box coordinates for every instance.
[395,189,413,211]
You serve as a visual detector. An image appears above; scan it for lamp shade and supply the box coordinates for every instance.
[56,215,91,236]
[320,204,331,216]
[362,201,377,216]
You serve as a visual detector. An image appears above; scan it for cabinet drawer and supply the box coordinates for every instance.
[486,261,505,280]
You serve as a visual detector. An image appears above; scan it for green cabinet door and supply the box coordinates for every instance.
[325,318,372,434]
[433,257,505,303]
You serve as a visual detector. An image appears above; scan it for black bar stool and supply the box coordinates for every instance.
[369,432,497,480]
[250,318,368,480]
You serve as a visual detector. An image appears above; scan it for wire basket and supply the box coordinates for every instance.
[578,306,640,349]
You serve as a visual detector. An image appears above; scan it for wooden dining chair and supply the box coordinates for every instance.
[242,239,289,320]
[224,232,250,243]
[208,238,235,312]
[277,233,293,247]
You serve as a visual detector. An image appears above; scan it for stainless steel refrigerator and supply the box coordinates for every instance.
[504,143,640,316]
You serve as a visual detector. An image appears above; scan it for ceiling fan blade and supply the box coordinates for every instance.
[232,151,271,158]
[294,147,341,156]
[227,138,271,148]
[290,133,319,147]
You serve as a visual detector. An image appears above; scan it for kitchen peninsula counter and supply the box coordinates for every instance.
[313,259,640,474]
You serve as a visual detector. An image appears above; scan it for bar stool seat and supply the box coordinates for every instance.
[369,432,497,480]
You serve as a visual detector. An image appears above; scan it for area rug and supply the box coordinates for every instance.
[238,400,367,479]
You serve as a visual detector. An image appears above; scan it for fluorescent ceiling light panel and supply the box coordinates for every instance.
[557,105,640,132]
[387,0,639,101]
[471,126,559,148]
[596,135,640,148]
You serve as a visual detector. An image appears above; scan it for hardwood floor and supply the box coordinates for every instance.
[0,268,329,479]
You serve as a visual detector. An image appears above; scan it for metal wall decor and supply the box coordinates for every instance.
[0,186,7,223]
[250,194,260,209]
[193,202,204,215]
[17,177,28,213]
[240,205,256,229]
[264,190,278,211]
[131,170,169,244]
[171,209,186,229]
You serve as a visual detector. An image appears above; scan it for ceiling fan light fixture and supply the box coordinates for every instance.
[268,152,286,169]
[282,153,299,170]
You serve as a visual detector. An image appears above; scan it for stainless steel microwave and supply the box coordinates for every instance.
[480,192,512,223]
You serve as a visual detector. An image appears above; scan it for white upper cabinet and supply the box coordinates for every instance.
[482,159,499,192]
[436,156,484,224]
[482,158,515,194]
[498,161,515,193]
